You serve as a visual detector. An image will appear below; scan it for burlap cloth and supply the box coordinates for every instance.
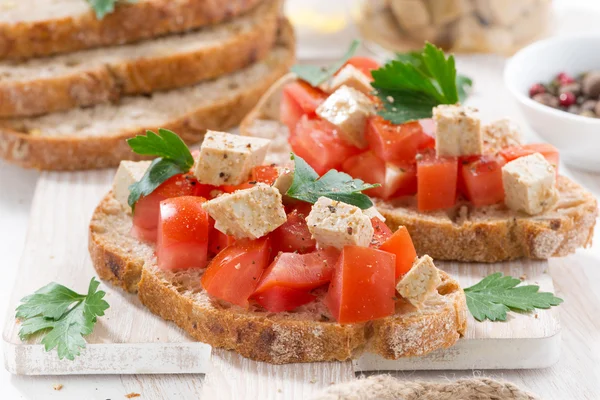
[313,375,540,400]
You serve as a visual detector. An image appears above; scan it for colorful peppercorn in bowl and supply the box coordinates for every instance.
[505,34,600,172]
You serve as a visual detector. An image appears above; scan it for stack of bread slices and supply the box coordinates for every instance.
[0,0,295,170]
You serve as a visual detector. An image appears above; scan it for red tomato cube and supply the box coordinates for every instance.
[201,237,272,308]
[156,196,210,271]
[280,90,304,136]
[254,248,340,294]
[344,56,381,80]
[416,150,458,211]
[253,286,316,312]
[290,116,361,176]
[131,174,201,243]
[269,209,317,255]
[378,226,417,279]
[282,81,328,115]
[325,246,396,324]
[208,222,236,256]
[499,143,560,174]
[369,217,393,248]
[461,155,506,206]
[365,116,435,165]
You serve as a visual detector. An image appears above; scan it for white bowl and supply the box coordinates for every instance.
[504,34,600,172]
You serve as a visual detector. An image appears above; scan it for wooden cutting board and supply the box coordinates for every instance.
[3,170,561,381]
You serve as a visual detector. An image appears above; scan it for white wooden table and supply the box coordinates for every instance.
[2,0,600,398]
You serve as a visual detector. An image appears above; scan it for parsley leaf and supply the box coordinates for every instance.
[286,154,379,209]
[464,273,563,322]
[372,42,473,124]
[126,129,194,211]
[16,278,110,360]
[291,40,360,86]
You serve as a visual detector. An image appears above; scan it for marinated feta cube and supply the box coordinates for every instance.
[194,130,271,186]
[316,86,375,149]
[396,255,441,308]
[112,160,151,212]
[272,166,294,195]
[482,118,523,152]
[202,183,286,239]
[321,64,374,96]
[306,197,374,249]
[433,104,482,156]
[502,153,559,215]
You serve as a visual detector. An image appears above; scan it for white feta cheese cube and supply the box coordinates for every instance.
[482,118,523,152]
[316,86,375,149]
[306,197,374,249]
[202,183,286,239]
[396,255,441,308]
[502,153,559,215]
[272,166,294,195]
[433,104,482,157]
[194,130,271,186]
[112,160,151,212]
[321,65,374,96]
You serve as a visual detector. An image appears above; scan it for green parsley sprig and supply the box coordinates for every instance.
[86,0,136,19]
[291,40,360,86]
[127,128,195,211]
[465,273,563,322]
[371,43,473,124]
[286,154,379,209]
[16,278,110,360]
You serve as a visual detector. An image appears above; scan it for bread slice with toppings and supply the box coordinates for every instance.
[0,0,281,118]
[0,21,295,171]
[0,0,264,60]
[89,190,467,363]
[239,75,598,262]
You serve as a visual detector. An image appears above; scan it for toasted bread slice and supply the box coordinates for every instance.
[0,21,295,171]
[89,191,467,363]
[0,0,281,118]
[239,75,598,262]
[0,0,264,60]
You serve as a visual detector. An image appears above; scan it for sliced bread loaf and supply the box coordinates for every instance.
[0,0,264,60]
[0,21,295,171]
[89,190,467,363]
[239,76,598,262]
[0,0,281,118]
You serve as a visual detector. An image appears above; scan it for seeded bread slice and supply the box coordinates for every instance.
[239,76,598,262]
[0,21,295,171]
[0,0,264,60]
[89,191,467,363]
[0,0,280,118]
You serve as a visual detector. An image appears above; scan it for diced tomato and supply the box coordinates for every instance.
[416,150,458,211]
[201,237,272,308]
[344,56,381,80]
[156,196,209,271]
[285,200,313,216]
[342,152,417,200]
[131,174,200,243]
[378,226,417,279]
[254,248,340,294]
[370,217,392,248]
[282,81,328,115]
[220,182,254,194]
[253,286,316,312]
[419,118,436,138]
[269,209,316,254]
[365,116,435,164]
[461,155,506,206]
[290,116,361,175]
[208,224,236,256]
[499,143,560,173]
[280,90,305,135]
[252,165,280,185]
[325,246,396,324]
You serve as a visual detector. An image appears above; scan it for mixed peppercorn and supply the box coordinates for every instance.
[529,71,600,118]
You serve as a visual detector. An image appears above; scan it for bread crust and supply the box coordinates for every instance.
[0,0,264,60]
[0,0,280,118]
[89,191,466,363]
[238,79,598,262]
[0,21,295,171]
